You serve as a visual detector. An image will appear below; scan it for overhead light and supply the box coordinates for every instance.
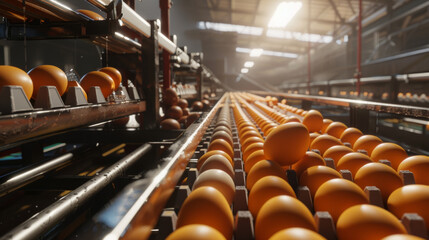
[266,29,333,43]
[244,61,254,68]
[241,68,249,73]
[250,48,263,57]
[236,47,298,59]
[197,21,264,36]
[268,1,302,28]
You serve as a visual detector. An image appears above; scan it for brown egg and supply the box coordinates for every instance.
[197,150,233,170]
[323,145,353,166]
[340,127,363,146]
[302,110,323,133]
[292,151,326,177]
[202,99,210,110]
[337,152,373,177]
[193,169,235,205]
[242,142,264,162]
[300,165,343,197]
[211,130,233,147]
[371,143,408,170]
[163,88,179,106]
[246,160,285,190]
[242,136,264,152]
[185,113,200,127]
[310,135,343,155]
[182,108,190,116]
[207,139,234,159]
[199,155,234,179]
[192,101,204,111]
[398,155,429,185]
[321,119,333,133]
[177,98,188,109]
[165,105,183,120]
[160,118,181,130]
[166,224,226,240]
[244,150,266,173]
[353,135,383,155]
[325,122,348,139]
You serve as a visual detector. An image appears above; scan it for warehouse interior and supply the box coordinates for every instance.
[1,0,429,240]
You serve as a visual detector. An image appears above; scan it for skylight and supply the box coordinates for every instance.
[268,1,302,28]
[236,47,298,59]
[197,21,264,36]
[266,29,333,43]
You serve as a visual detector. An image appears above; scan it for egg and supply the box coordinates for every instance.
[214,126,233,137]
[0,65,33,99]
[246,160,285,190]
[28,65,68,98]
[239,126,258,137]
[67,80,87,99]
[77,9,104,20]
[337,152,373,177]
[248,176,296,217]
[323,145,353,166]
[262,123,277,135]
[216,121,232,131]
[166,224,226,240]
[300,165,342,197]
[192,101,204,111]
[381,234,425,240]
[244,150,266,173]
[193,169,235,205]
[264,122,310,166]
[166,105,184,120]
[255,195,317,240]
[325,122,348,139]
[309,132,321,145]
[269,227,326,240]
[387,185,429,231]
[160,118,181,130]
[202,99,210,110]
[242,142,264,162]
[211,131,233,147]
[398,155,429,185]
[122,226,152,240]
[371,143,408,170]
[186,113,200,127]
[197,150,233,170]
[176,187,234,239]
[99,67,121,90]
[340,127,363,146]
[182,108,190,116]
[321,119,333,133]
[177,98,188,109]
[353,135,383,155]
[310,135,343,155]
[80,71,115,98]
[354,162,402,203]
[314,179,368,222]
[292,151,326,177]
[199,155,234,179]
[284,116,301,123]
[241,137,264,153]
[337,204,407,240]
[207,139,234,159]
[302,110,323,133]
[163,88,179,106]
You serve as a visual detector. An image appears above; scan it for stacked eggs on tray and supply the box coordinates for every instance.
[160,92,429,240]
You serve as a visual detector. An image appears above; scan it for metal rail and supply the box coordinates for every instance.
[1,143,152,240]
[0,153,74,197]
[0,101,146,151]
[76,94,226,239]
[251,91,429,119]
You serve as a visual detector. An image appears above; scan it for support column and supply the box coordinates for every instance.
[160,0,172,90]
[356,0,362,96]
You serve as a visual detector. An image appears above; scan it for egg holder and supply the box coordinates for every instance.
[0,85,141,115]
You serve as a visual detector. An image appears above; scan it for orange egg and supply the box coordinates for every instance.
[193,169,235,205]
[353,135,383,155]
[239,126,257,137]
[197,150,233,170]
[176,187,234,239]
[262,123,277,135]
[264,122,310,166]
[166,224,226,240]
[248,176,296,217]
[241,136,264,152]
[211,131,233,147]
[199,155,234,179]
[309,132,321,145]
[244,150,266,173]
[325,122,348,139]
[337,204,407,240]
[314,179,368,222]
[292,151,326,177]
[160,118,181,130]
[122,226,152,240]
[0,65,33,99]
[300,165,342,197]
[214,126,233,137]
[340,127,363,145]
[323,145,353,166]
[269,227,326,240]
[255,195,317,240]
[242,142,264,162]
[28,65,68,98]
[284,116,301,123]
[355,163,402,202]
[398,155,429,185]
[337,152,373,177]
[321,119,333,133]
[388,185,429,231]
[99,67,121,90]
[216,121,232,131]
[80,71,114,98]
[77,9,104,20]
[240,130,263,142]
[310,135,343,155]
[302,110,323,133]
[246,160,285,190]
[207,139,234,160]
[381,234,425,240]
[371,143,408,170]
